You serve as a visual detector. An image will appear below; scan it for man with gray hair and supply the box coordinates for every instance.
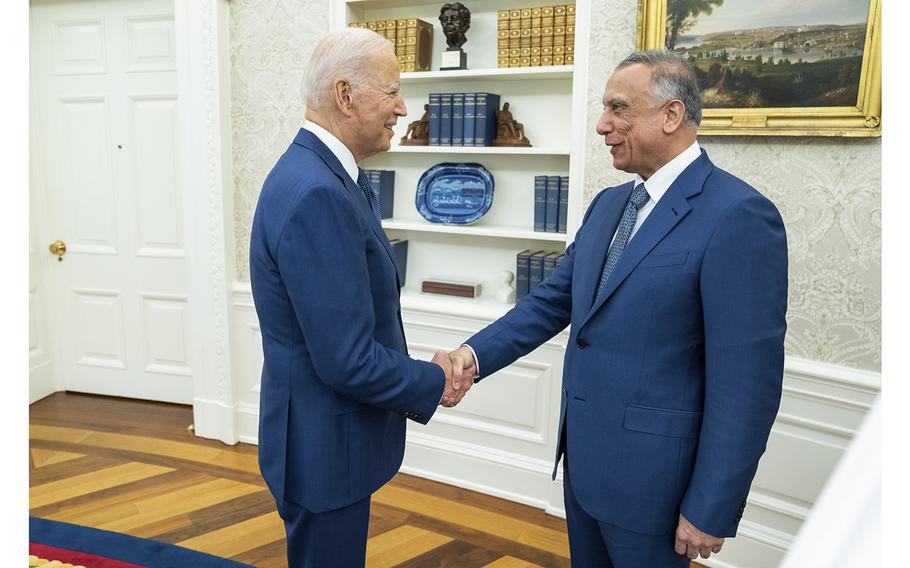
[448,49,788,566]
[249,28,469,566]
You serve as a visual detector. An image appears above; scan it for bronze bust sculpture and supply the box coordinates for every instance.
[439,2,470,49]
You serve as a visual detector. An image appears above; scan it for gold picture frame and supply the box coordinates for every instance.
[636,0,881,136]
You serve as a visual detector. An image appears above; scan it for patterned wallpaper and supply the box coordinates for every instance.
[230,0,881,371]
[230,0,327,277]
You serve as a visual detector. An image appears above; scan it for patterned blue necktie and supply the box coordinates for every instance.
[357,169,381,222]
[595,183,650,300]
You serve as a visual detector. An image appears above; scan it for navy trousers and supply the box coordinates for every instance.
[563,440,689,567]
[278,496,372,567]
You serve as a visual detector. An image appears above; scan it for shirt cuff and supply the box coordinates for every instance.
[461,344,480,379]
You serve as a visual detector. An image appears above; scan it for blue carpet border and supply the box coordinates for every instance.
[30,517,254,568]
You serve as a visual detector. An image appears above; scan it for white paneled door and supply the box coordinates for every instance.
[31,0,192,403]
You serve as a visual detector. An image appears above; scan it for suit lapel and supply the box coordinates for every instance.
[579,150,714,330]
[293,129,402,288]
[576,182,634,311]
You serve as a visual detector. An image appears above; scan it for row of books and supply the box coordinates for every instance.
[497,5,577,68]
[428,93,501,146]
[516,249,565,300]
[534,175,568,234]
[363,169,395,219]
[348,19,433,72]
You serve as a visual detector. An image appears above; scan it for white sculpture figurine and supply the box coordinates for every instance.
[496,270,516,303]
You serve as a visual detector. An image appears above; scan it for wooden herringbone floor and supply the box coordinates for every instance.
[29,392,704,567]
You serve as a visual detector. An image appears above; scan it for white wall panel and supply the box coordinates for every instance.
[140,293,191,376]
[229,284,880,568]
[129,95,183,257]
[126,15,176,72]
[58,96,118,254]
[73,288,126,369]
[53,19,106,75]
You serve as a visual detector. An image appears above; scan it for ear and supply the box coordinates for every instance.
[663,100,686,134]
[333,78,355,117]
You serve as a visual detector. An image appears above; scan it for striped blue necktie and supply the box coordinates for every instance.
[595,183,650,300]
[357,169,381,222]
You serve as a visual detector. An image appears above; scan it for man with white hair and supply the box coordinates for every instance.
[249,28,469,566]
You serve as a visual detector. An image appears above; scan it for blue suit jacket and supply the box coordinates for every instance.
[467,150,788,536]
[250,128,445,513]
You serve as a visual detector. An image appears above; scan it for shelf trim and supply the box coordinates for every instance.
[400,66,574,83]
[382,219,568,241]
[386,146,571,155]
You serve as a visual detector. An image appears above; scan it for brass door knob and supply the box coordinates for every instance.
[49,240,67,261]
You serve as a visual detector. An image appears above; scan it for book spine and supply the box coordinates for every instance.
[528,252,545,292]
[542,252,557,282]
[462,93,476,147]
[379,170,395,219]
[428,94,441,146]
[555,252,565,269]
[474,93,500,146]
[439,93,453,146]
[545,175,560,232]
[451,93,464,146]
[558,175,569,233]
[516,249,531,299]
[473,93,487,146]
[368,169,381,193]
[534,176,547,232]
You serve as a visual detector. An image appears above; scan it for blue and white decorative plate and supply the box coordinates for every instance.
[415,162,494,225]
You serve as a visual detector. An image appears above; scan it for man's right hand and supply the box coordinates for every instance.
[431,350,455,399]
[441,346,476,407]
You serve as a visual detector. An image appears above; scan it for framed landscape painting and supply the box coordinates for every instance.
[637,0,881,136]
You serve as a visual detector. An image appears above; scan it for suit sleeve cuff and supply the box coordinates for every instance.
[462,343,480,379]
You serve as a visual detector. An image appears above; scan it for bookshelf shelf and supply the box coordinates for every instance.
[382,219,567,241]
[400,66,573,83]
[399,287,515,320]
[346,0,515,10]
[387,145,571,155]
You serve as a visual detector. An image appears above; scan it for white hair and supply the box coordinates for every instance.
[302,28,395,109]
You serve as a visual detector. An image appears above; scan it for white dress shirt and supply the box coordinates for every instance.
[303,120,359,185]
[464,140,702,379]
[612,140,701,246]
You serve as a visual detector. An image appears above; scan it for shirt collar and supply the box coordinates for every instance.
[634,140,701,205]
[303,120,359,185]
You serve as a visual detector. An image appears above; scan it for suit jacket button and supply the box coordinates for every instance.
[576,339,588,349]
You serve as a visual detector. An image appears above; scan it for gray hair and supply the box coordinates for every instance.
[616,49,702,126]
[302,28,395,109]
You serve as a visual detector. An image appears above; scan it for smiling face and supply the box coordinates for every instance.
[346,49,407,161]
[595,63,669,180]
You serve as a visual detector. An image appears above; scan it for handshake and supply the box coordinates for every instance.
[431,346,477,408]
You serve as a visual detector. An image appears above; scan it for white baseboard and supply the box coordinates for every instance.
[192,396,238,445]
[29,359,56,404]
[401,430,562,513]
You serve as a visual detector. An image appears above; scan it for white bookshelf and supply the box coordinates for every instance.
[334,0,589,307]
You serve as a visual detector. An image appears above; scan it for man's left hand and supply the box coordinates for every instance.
[675,513,724,560]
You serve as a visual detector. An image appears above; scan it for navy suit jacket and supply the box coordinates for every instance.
[250,128,444,514]
[467,150,788,536]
